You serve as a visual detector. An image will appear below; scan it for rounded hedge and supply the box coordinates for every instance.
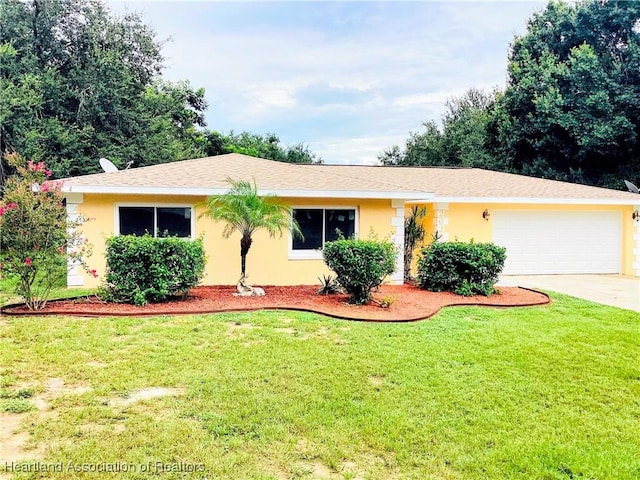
[101,235,206,305]
[416,241,506,296]
[322,236,396,305]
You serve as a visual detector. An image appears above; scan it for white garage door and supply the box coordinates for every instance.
[492,210,622,274]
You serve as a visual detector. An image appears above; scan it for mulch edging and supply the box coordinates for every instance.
[0,285,551,322]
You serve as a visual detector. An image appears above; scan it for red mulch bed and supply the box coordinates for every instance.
[1,284,550,322]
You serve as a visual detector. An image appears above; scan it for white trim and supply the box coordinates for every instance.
[67,274,84,287]
[433,204,449,242]
[288,205,359,259]
[66,197,84,287]
[407,196,640,206]
[114,203,196,239]
[389,200,405,285]
[62,184,637,205]
[634,219,640,276]
[63,184,431,200]
[65,192,84,204]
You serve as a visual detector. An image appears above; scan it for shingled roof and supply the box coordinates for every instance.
[62,153,639,204]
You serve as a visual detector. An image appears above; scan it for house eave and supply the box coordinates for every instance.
[406,196,640,206]
[62,184,433,200]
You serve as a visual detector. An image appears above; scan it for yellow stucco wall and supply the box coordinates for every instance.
[413,202,637,277]
[74,194,397,288]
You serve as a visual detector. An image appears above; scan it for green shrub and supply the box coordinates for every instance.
[416,241,506,296]
[101,235,206,305]
[322,236,397,305]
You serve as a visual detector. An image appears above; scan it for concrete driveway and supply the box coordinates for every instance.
[498,274,640,312]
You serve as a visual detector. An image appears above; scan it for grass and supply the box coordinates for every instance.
[0,275,93,307]
[0,294,638,479]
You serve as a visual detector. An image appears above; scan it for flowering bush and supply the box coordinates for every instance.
[0,153,93,309]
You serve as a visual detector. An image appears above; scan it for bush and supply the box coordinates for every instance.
[416,241,506,296]
[101,235,206,305]
[323,236,397,305]
[0,153,93,310]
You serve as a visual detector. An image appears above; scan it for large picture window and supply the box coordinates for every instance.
[292,208,356,251]
[118,206,192,238]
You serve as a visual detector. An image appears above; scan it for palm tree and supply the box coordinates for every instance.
[201,178,303,278]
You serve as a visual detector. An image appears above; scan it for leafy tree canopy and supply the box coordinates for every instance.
[380,0,640,190]
[0,0,319,186]
[379,88,499,171]
[492,0,640,188]
[204,131,322,164]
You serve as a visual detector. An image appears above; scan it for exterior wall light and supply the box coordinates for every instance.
[482,209,490,221]
[633,210,639,221]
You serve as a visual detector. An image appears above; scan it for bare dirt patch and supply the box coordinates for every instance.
[1,285,550,322]
[110,387,185,407]
[368,375,385,388]
[44,378,92,396]
[0,413,43,463]
[85,361,107,368]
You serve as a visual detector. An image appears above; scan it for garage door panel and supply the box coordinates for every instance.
[493,211,621,274]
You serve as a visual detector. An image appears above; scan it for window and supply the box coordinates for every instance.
[292,208,356,253]
[118,206,192,238]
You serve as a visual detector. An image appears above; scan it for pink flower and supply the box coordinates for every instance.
[46,170,52,177]
[25,258,32,267]
[6,202,17,210]
[0,206,5,216]
[90,269,98,278]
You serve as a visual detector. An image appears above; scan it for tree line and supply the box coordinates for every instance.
[3,0,639,190]
[0,0,319,187]
[379,0,640,190]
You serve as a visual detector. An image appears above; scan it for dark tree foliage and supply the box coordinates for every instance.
[204,131,322,164]
[491,0,640,188]
[380,1,640,190]
[379,88,499,170]
[0,0,207,181]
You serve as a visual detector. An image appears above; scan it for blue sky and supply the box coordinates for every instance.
[109,1,547,164]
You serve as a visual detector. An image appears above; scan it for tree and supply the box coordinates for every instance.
[378,121,444,166]
[492,0,640,188]
[378,89,499,169]
[200,179,303,278]
[440,88,501,170]
[204,131,322,164]
[0,0,207,181]
[0,153,94,309]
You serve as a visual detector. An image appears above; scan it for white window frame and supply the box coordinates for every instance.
[114,203,196,239]
[289,206,358,260]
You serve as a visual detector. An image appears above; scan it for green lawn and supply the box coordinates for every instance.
[0,295,638,479]
[0,276,92,307]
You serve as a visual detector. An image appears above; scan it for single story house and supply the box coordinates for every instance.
[62,153,640,288]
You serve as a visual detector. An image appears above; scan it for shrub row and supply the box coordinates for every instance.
[101,235,205,305]
[416,241,506,296]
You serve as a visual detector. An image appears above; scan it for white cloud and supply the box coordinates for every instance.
[108,0,546,163]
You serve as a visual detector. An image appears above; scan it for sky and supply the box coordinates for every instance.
[108,1,548,164]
